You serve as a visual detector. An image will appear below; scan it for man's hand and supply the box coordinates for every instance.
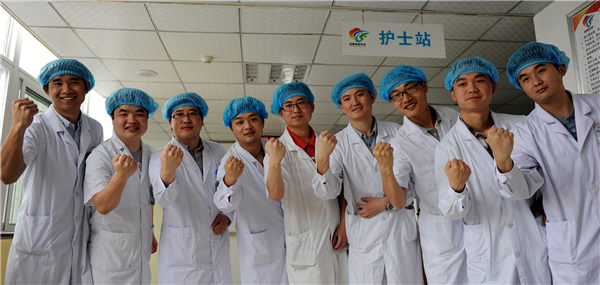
[12,98,38,130]
[332,221,347,250]
[113,154,138,180]
[211,214,230,235]
[357,197,388,219]
[265,138,286,165]
[486,126,515,173]
[223,156,244,186]
[316,131,337,174]
[151,233,158,254]
[160,144,184,185]
[373,142,394,175]
[444,159,471,192]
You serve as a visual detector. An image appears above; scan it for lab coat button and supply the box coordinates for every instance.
[515,251,520,258]
[508,222,513,228]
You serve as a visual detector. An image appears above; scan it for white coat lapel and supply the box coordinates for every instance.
[575,99,593,152]
[346,123,376,169]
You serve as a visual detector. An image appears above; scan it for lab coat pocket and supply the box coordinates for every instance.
[420,214,461,255]
[463,223,489,283]
[546,220,575,264]
[163,226,195,267]
[249,230,272,266]
[14,213,52,254]
[286,230,316,267]
[90,230,139,271]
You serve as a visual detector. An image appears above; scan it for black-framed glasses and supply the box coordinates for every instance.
[281,100,310,112]
[390,82,421,103]
[171,110,201,121]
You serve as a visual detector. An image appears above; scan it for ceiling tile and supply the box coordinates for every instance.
[103,59,180,82]
[185,83,245,100]
[146,123,170,135]
[458,41,526,68]
[307,65,377,85]
[31,27,94,57]
[245,85,278,102]
[383,40,473,67]
[491,104,534,115]
[242,34,320,63]
[202,123,227,133]
[160,32,241,61]
[425,87,455,105]
[509,1,552,15]
[74,58,116,81]
[427,67,449,88]
[174,62,243,84]
[423,1,519,14]
[324,10,417,35]
[54,2,153,30]
[4,2,67,27]
[333,1,426,10]
[372,102,396,115]
[383,114,403,124]
[414,13,500,40]
[371,66,443,86]
[311,113,343,124]
[204,99,230,115]
[148,4,239,32]
[481,16,535,42]
[309,86,335,102]
[93,81,124,98]
[203,112,225,124]
[77,29,168,60]
[209,132,236,142]
[240,0,333,6]
[121,82,185,99]
[314,35,385,66]
[241,7,329,34]
[492,88,521,105]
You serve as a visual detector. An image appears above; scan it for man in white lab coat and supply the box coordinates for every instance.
[313,72,423,284]
[264,82,348,284]
[2,59,103,284]
[149,92,232,284]
[496,41,600,283]
[214,96,287,284]
[83,88,159,284]
[435,56,551,284]
[378,65,466,284]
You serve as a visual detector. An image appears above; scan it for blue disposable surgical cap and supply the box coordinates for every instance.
[37,59,95,91]
[331,73,376,109]
[506,41,570,89]
[271,82,314,115]
[445,57,499,91]
[379,65,427,102]
[106,88,159,118]
[162,92,209,122]
[223,96,269,127]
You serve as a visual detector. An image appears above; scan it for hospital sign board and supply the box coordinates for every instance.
[342,22,446,58]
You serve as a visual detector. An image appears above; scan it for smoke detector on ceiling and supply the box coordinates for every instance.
[136,69,158,78]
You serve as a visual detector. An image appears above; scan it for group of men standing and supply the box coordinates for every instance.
[1,40,598,284]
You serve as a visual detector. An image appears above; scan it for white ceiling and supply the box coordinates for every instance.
[1,0,551,147]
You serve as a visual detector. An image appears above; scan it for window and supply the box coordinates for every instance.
[0,8,10,57]
[18,28,57,78]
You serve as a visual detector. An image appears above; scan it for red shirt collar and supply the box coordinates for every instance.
[287,126,316,158]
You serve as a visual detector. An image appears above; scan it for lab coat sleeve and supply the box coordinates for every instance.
[83,145,113,206]
[494,128,544,200]
[149,148,180,208]
[312,146,343,200]
[214,155,241,213]
[435,145,471,219]
[22,120,41,165]
[392,143,412,189]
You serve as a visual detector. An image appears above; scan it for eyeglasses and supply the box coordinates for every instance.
[281,100,310,112]
[171,110,201,121]
[390,82,421,103]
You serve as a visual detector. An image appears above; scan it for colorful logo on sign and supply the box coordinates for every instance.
[349,28,369,43]
[583,14,594,28]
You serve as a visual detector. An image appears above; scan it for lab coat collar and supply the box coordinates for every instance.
[232,138,266,168]
[44,105,92,165]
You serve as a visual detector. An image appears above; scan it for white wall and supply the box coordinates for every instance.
[534,0,589,93]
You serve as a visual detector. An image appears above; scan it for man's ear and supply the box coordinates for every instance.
[450,90,458,102]
[491,82,498,94]
[43,85,49,95]
[558,64,567,77]
[85,82,90,93]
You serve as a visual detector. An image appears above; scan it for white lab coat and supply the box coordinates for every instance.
[264,129,348,284]
[5,106,103,284]
[83,135,154,284]
[149,137,233,284]
[391,106,467,284]
[495,93,600,284]
[214,140,287,284]
[435,112,551,284]
[313,120,423,284]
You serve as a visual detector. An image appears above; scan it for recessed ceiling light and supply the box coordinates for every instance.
[136,69,158,78]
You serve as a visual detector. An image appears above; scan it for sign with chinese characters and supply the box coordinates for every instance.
[571,1,600,94]
[342,22,445,58]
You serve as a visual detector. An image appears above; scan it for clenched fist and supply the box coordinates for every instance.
[485,126,515,173]
[113,154,138,179]
[444,159,471,192]
[316,131,337,174]
[160,144,184,185]
[265,138,286,165]
[11,98,38,130]
[373,142,394,174]
[223,156,244,186]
